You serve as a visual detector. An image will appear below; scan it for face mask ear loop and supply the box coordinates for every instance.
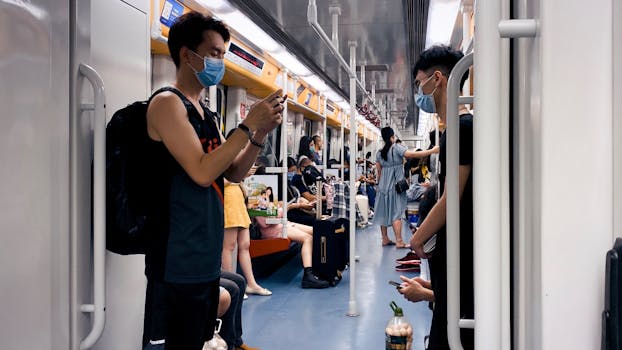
[187,50,205,73]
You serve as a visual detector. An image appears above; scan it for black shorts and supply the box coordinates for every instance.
[143,278,220,350]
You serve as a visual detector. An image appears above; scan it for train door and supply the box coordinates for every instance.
[0,1,72,348]
[70,1,150,349]
[507,0,616,347]
[88,1,150,349]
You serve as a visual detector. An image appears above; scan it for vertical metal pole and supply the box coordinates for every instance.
[371,80,376,104]
[347,40,359,317]
[360,63,366,92]
[340,110,345,181]
[475,0,502,347]
[322,94,328,170]
[329,6,341,48]
[363,125,367,186]
[281,70,289,238]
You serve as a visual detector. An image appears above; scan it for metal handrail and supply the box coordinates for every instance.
[307,0,379,113]
[445,52,474,350]
[78,63,106,350]
[281,70,289,236]
[346,41,359,317]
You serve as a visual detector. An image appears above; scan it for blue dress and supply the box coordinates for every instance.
[373,144,407,226]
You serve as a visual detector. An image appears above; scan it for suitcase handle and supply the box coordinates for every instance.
[316,180,323,219]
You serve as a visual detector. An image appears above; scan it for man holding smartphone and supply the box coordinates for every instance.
[142,12,285,350]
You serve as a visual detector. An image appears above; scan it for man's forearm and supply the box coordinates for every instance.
[413,194,447,244]
[225,131,267,182]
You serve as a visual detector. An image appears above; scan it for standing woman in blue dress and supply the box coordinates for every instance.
[374,126,438,248]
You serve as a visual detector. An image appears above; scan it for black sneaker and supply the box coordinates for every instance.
[301,271,330,289]
[396,251,421,264]
[395,264,421,272]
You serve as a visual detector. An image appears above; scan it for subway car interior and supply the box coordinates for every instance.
[1,0,622,349]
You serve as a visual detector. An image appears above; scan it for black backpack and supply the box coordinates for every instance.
[301,165,325,195]
[106,87,189,255]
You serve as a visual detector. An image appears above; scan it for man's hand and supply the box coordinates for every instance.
[410,231,428,259]
[297,202,314,211]
[244,89,285,133]
[398,276,433,303]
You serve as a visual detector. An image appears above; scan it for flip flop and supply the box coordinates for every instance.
[382,240,396,246]
[395,243,411,249]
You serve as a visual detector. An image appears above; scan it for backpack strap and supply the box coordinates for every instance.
[150,86,194,111]
[149,87,221,127]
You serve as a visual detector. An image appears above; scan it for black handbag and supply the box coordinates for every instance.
[390,146,409,194]
[395,179,409,194]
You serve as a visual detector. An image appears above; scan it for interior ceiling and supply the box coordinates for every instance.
[227,0,429,136]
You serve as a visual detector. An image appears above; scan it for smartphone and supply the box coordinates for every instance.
[388,280,402,289]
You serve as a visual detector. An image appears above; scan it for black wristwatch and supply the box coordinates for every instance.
[237,123,253,140]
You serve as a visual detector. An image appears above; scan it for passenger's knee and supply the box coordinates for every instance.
[217,288,231,318]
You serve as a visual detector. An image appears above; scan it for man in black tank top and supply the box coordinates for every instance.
[142,12,285,350]
[397,45,474,350]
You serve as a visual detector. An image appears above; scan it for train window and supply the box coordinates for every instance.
[304,120,312,138]
[326,128,332,164]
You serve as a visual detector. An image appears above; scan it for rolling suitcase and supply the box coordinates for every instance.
[312,217,349,286]
[312,181,349,286]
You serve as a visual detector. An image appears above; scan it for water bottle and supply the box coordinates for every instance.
[385,301,413,350]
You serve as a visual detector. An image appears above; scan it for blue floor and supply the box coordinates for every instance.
[241,220,432,350]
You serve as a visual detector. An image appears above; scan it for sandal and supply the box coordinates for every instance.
[382,240,396,246]
[395,242,410,249]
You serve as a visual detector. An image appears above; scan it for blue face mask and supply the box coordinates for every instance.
[414,74,437,113]
[189,51,225,88]
[287,172,295,181]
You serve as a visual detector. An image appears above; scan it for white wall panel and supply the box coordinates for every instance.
[0,0,71,349]
[539,0,613,348]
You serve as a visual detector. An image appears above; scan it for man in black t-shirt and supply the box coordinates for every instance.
[398,45,474,350]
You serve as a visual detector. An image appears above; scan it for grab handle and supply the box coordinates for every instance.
[78,63,107,350]
[445,52,474,350]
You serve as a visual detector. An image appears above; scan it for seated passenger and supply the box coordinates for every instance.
[297,136,316,165]
[254,212,329,289]
[219,271,260,350]
[311,134,323,165]
[288,156,322,226]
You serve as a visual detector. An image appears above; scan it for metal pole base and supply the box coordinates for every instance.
[346,301,359,317]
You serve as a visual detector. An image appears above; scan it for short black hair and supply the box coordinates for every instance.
[287,156,297,169]
[413,45,469,90]
[168,12,230,69]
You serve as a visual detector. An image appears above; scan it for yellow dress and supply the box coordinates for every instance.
[224,183,251,229]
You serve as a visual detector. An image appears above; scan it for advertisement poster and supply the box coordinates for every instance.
[244,175,279,217]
